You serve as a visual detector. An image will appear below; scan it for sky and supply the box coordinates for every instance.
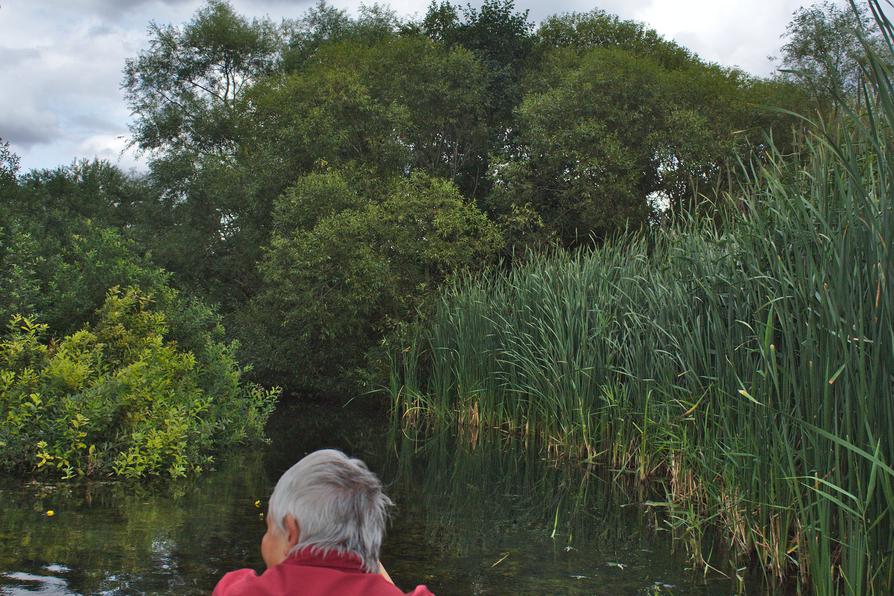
[0,0,817,173]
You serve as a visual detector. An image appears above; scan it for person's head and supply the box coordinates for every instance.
[262,449,393,572]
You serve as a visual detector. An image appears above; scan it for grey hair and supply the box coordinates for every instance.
[267,449,393,573]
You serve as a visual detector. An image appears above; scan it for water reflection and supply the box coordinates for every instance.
[0,450,270,595]
[382,431,724,595]
[0,400,730,595]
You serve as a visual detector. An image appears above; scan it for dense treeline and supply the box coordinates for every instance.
[0,0,865,486]
[110,0,811,394]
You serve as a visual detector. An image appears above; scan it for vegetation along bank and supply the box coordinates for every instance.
[391,2,894,593]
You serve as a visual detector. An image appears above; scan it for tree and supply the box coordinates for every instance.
[423,0,534,67]
[282,1,402,71]
[291,36,491,194]
[0,138,19,189]
[777,1,884,99]
[537,10,695,69]
[421,1,536,149]
[489,47,805,247]
[247,170,503,392]
[0,186,168,333]
[122,2,284,306]
[489,49,665,246]
[242,54,410,186]
[123,0,282,157]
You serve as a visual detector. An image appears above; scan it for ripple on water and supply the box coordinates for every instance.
[2,569,72,595]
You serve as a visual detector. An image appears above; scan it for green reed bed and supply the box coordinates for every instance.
[390,4,894,593]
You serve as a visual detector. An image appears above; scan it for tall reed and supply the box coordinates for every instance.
[391,2,894,592]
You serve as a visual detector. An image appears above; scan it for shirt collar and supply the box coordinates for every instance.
[284,546,367,573]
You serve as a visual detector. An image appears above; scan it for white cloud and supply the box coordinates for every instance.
[76,133,146,173]
[629,0,806,74]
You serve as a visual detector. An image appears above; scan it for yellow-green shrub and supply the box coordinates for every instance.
[0,287,278,479]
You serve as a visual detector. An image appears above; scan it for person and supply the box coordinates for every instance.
[213,449,434,596]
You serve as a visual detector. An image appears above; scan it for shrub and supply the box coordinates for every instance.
[0,287,279,480]
[245,169,503,393]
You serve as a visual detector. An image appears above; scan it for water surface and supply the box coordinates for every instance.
[1,399,734,594]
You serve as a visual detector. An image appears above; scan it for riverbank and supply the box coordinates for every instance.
[389,30,894,593]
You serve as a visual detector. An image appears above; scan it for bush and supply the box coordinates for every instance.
[245,169,503,393]
[0,287,279,480]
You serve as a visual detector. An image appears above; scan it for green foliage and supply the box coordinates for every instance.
[422,0,534,73]
[490,49,661,245]
[113,0,808,395]
[420,0,536,181]
[0,138,19,188]
[489,45,805,248]
[392,4,894,590]
[249,170,502,392]
[346,36,491,193]
[120,0,285,305]
[282,1,403,71]
[140,151,270,308]
[0,169,169,334]
[537,10,696,69]
[15,160,154,231]
[246,34,490,187]
[0,150,278,482]
[0,288,278,480]
[244,51,410,178]
[0,212,43,325]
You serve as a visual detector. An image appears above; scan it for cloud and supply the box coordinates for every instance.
[76,133,147,172]
[629,0,806,75]
[81,0,188,19]
[0,106,61,148]
[0,45,41,67]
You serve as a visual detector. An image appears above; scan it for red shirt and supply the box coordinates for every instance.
[212,548,434,596]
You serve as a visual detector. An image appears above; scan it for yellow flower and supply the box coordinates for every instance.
[254,499,261,508]
[46,510,55,517]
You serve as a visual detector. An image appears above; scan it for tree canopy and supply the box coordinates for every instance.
[7,0,826,393]
[777,0,885,99]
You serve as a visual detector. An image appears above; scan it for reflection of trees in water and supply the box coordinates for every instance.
[1,400,714,595]
[0,399,389,596]
[0,451,270,595]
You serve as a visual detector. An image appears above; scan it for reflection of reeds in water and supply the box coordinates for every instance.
[381,430,731,594]
[387,431,662,559]
[390,3,894,592]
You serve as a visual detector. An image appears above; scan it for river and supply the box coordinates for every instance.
[0,398,735,595]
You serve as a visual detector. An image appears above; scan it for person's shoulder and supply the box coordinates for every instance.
[405,585,436,596]
[212,568,260,596]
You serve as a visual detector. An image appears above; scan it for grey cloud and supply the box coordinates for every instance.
[85,0,184,12]
[0,110,60,148]
[70,112,126,134]
[63,0,202,27]
[0,46,41,67]
[87,23,117,36]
